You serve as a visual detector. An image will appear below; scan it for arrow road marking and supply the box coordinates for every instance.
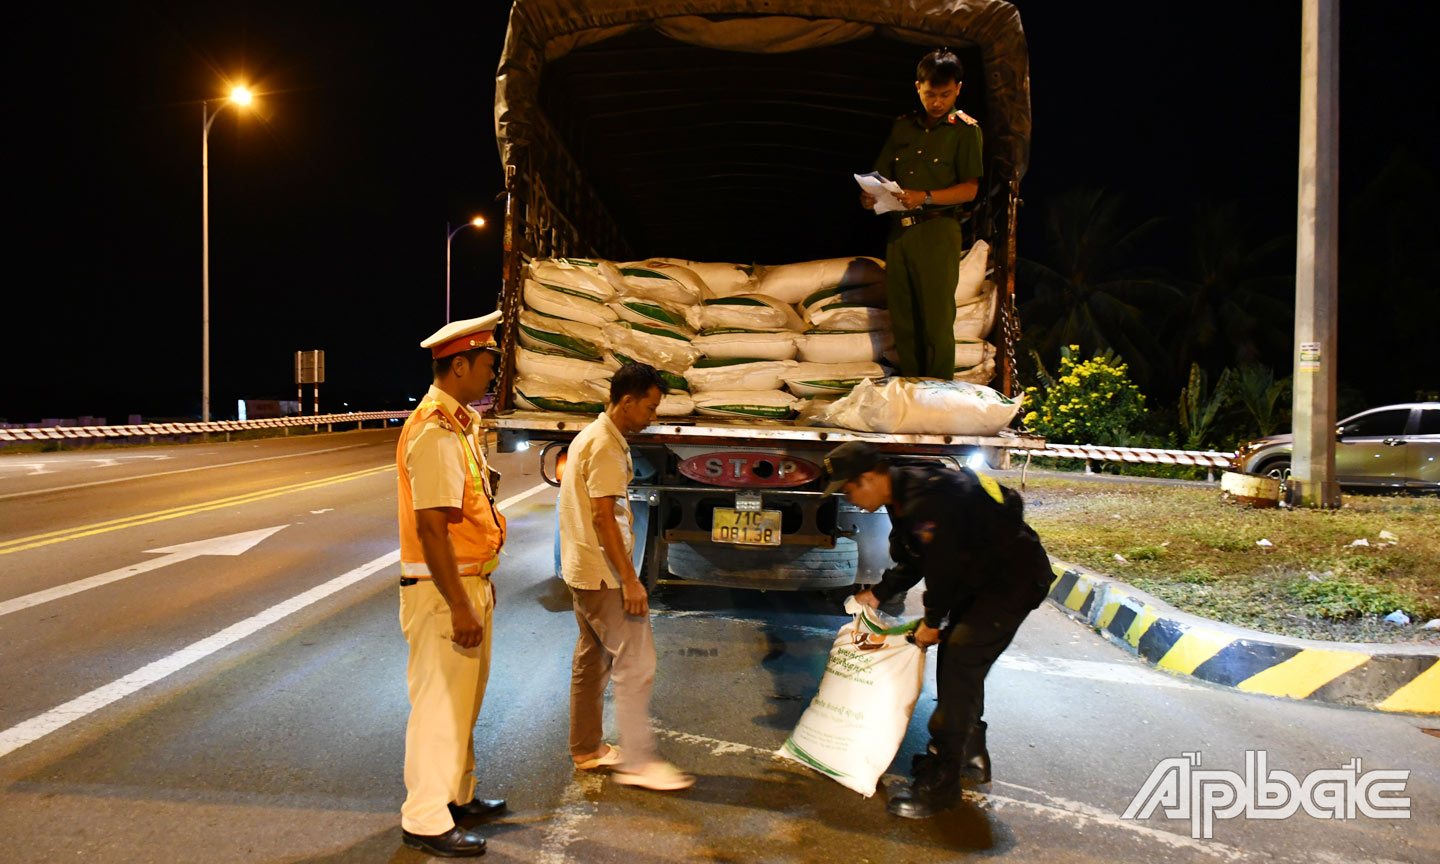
[0,548,398,760]
[0,525,288,618]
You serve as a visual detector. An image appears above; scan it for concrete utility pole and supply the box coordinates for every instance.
[1289,0,1341,508]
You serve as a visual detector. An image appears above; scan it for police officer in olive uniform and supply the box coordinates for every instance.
[862,49,984,380]
[823,441,1052,819]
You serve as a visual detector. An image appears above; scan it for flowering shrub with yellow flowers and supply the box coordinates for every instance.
[1022,346,1147,445]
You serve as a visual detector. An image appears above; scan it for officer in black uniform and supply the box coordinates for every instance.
[822,441,1053,819]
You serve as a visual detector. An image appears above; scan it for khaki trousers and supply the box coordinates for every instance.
[399,576,494,835]
[569,585,657,771]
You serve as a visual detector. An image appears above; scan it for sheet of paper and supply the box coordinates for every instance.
[855,171,906,215]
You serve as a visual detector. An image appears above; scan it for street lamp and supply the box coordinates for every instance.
[446,216,486,323]
[201,85,253,422]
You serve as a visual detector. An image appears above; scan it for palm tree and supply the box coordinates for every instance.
[1167,200,1293,389]
[1016,188,1180,391]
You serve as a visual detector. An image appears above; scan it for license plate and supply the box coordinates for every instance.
[711,508,782,546]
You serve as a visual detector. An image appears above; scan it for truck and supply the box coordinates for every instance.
[486,0,1040,594]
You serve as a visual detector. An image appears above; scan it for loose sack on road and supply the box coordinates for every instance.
[778,597,924,796]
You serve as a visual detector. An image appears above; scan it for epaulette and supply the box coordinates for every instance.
[947,110,979,126]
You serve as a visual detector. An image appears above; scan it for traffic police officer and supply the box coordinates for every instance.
[862,48,984,380]
[396,311,508,857]
[823,441,1052,819]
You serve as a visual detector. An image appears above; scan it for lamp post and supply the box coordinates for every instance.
[201,85,253,422]
[445,216,486,323]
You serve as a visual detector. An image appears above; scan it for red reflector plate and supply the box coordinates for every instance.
[678,452,821,488]
[711,508,782,546]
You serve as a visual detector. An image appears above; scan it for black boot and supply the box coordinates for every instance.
[887,747,962,819]
[960,720,991,787]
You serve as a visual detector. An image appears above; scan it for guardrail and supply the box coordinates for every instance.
[1011,443,1236,479]
[0,411,412,443]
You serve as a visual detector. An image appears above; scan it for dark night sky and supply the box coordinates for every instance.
[6,2,1436,424]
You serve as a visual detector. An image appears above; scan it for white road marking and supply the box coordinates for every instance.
[0,443,372,500]
[309,509,334,514]
[993,653,1203,691]
[651,728,1264,862]
[537,771,603,864]
[497,481,554,511]
[0,548,399,760]
[0,525,289,618]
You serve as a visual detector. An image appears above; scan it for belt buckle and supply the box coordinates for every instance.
[900,215,917,227]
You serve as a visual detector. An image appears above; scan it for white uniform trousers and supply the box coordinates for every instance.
[399,575,494,835]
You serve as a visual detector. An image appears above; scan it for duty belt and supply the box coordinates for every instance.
[896,208,956,228]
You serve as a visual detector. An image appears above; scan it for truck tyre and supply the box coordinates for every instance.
[665,538,858,590]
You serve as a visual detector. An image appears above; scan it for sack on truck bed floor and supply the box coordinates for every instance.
[818,378,1022,436]
[777,597,924,797]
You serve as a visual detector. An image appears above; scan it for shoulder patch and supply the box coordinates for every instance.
[948,110,978,126]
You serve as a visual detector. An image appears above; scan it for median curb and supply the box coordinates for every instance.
[1045,560,1440,715]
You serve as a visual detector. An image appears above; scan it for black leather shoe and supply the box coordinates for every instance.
[449,797,507,822]
[401,826,486,857]
[886,781,961,819]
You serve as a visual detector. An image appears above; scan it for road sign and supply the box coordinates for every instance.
[295,350,325,384]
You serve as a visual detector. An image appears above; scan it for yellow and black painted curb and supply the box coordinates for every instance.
[1047,560,1440,715]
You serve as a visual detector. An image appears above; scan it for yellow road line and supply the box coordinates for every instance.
[0,464,394,556]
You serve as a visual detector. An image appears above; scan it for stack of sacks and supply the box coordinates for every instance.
[951,241,996,385]
[516,258,625,412]
[512,346,613,413]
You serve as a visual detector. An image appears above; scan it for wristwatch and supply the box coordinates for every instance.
[924,191,933,206]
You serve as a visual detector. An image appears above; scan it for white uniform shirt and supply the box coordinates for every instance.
[558,411,633,589]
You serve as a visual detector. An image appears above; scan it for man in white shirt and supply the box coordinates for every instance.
[558,363,694,791]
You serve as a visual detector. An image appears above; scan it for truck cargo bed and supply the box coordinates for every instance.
[487,409,1045,453]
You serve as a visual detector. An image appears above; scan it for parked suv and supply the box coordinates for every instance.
[1232,402,1439,491]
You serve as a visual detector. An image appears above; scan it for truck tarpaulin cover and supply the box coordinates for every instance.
[501,1,1031,262]
[495,2,1032,198]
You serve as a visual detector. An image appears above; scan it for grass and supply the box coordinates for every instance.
[1018,474,1440,644]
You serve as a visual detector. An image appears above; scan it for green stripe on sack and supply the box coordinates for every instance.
[795,377,865,391]
[800,285,847,308]
[518,324,601,359]
[858,610,921,637]
[610,351,690,392]
[699,327,775,336]
[620,267,677,282]
[517,391,604,414]
[804,328,878,335]
[621,300,686,328]
[700,405,796,420]
[538,281,606,303]
[781,739,848,779]
[692,356,770,368]
[616,321,691,342]
[704,297,766,307]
